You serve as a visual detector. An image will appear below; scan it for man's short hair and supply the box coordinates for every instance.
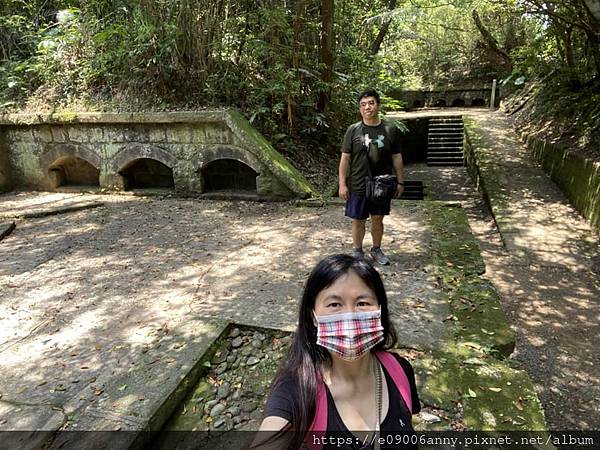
[358,89,381,105]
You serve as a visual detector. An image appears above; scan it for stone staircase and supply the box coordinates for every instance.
[427,116,464,166]
[399,180,424,200]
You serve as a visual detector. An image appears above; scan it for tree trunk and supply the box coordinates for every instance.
[370,0,398,55]
[472,9,512,71]
[563,26,575,69]
[317,0,334,113]
[584,0,600,24]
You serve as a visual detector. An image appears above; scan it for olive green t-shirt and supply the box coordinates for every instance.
[341,120,402,195]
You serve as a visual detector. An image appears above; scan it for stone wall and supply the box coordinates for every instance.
[0,110,317,199]
[525,135,600,231]
[0,130,13,191]
[390,88,498,109]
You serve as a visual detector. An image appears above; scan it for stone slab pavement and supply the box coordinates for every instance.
[463,111,600,430]
[0,192,450,435]
[390,108,600,429]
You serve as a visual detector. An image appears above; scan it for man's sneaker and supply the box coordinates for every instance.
[351,248,364,259]
[369,247,390,265]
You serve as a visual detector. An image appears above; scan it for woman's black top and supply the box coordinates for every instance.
[264,353,421,449]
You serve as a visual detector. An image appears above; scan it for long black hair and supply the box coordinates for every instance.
[257,254,398,449]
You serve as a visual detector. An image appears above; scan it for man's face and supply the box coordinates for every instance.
[359,96,380,121]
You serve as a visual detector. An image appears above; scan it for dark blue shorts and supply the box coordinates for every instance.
[345,192,391,220]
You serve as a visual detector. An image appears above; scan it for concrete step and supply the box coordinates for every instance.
[429,117,464,123]
[427,161,464,167]
[399,180,424,200]
[427,154,464,159]
[427,159,464,164]
[429,135,463,140]
[429,126,464,132]
[427,147,463,155]
[428,131,464,136]
[427,151,464,157]
[428,141,463,146]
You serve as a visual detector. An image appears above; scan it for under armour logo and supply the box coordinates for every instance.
[364,134,385,148]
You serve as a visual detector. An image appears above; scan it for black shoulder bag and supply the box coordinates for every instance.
[363,126,396,204]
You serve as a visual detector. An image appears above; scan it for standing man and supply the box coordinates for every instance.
[338,89,405,265]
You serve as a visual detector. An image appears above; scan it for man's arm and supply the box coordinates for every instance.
[339,152,351,200]
[392,153,404,198]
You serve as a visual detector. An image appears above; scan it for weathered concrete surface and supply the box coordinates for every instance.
[0,192,104,219]
[0,190,549,438]
[0,110,317,199]
[523,134,600,231]
[0,131,12,192]
[0,193,451,437]
[458,111,600,430]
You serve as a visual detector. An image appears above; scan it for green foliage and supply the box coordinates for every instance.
[1,0,597,160]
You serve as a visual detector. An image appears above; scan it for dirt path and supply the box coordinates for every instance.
[0,192,453,432]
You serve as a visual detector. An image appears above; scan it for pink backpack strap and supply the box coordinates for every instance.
[374,350,413,413]
[305,374,328,450]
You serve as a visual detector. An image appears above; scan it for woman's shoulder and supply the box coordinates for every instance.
[264,375,300,422]
[378,350,421,414]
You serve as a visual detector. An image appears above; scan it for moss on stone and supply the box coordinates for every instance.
[427,201,486,279]
[224,109,318,199]
[526,135,600,231]
[49,111,79,123]
[421,201,549,432]
[448,277,515,357]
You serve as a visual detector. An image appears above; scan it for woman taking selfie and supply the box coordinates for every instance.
[254,254,420,450]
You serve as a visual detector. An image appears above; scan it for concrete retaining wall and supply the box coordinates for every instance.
[0,131,13,192]
[0,110,316,199]
[525,135,600,231]
[390,88,498,108]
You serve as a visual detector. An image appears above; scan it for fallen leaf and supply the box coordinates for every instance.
[117,384,127,391]
[488,387,502,392]
[468,388,477,398]
[514,400,524,411]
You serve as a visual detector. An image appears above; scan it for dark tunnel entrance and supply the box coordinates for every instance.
[119,158,175,190]
[201,159,258,193]
[48,156,100,188]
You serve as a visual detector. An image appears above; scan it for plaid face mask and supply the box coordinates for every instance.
[315,309,384,361]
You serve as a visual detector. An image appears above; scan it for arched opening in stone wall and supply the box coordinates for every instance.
[201,158,258,193]
[471,98,486,106]
[434,99,446,107]
[48,156,100,188]
[451,99,465,107]
[119,158,175,189]
[413,100,423,108]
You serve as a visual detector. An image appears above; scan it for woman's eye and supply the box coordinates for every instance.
[327,302,341,308]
